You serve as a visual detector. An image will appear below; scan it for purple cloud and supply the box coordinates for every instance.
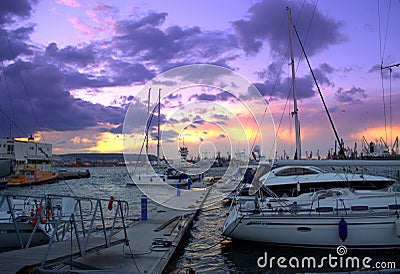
[233,0,346,57]
[0,0,36,23]
[335,87,367,104]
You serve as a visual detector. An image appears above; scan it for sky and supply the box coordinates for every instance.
[0,0,399,160]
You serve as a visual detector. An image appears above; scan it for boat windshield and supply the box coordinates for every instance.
[274,167,322,176]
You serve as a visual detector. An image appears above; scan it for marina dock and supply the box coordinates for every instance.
[0,186,211,273]
[68,187,211,273]
[56,169,91,180]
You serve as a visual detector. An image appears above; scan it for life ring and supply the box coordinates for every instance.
[32,205,46,226]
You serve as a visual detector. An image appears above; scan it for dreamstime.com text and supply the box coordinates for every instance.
[257,246,396,270]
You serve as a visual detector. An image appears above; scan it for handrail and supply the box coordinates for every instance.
[0,193,130,264]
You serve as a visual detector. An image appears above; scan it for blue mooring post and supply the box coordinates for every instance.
[141,195,147,220]
[177,184,181,196]
[187,178,191,190]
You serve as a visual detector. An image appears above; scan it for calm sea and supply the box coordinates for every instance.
[2,166,400,273]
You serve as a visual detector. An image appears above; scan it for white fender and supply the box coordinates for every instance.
[395,218,400,237]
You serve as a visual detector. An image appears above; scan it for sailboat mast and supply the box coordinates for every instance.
[287,7,302,159]
[146,88,151,155]
[157,88,161,166]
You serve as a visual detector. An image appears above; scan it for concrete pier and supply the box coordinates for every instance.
[56,169,91,180]
[66,187,211,273]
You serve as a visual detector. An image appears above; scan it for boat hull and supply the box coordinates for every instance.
[222,210,400,248]
[7,172,58,187]
[0,222,50,251]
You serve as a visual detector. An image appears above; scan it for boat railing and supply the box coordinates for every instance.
[0,193,129,260]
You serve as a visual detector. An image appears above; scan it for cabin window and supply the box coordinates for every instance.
[6,145,14,154]
[274,167,319,176]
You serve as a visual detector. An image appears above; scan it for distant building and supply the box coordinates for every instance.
[0,138,52,173]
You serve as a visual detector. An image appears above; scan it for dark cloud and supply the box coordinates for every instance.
[0,25,35,60]
[106,125,123,134]
[190,93,217,101]
[251,74,316,101]
[113,12,238,71]
[184,124,197,129]
[0,0,36,23]
[43,43,155,89]
[147,113,165,132]
[116,12,168,33]
[163,92,183,109]
[368,64,380,74]
[233,0,346,57]
[369,64,400,80]
[313,63,334,87]
[250,61,334,101]
[335,87,367,104]
[211,113,229,125]
[189,90,238,103]
[0,60,125,136]
[106,60,155,86]
[211,114,229,121]
[159,129,179,143]
[45,43,96,68]
[193,119,205,125]
[179,117,190,123]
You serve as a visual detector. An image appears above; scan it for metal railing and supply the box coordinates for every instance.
[0,194,129,264]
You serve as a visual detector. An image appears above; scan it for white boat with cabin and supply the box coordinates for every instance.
[222,188,400,248]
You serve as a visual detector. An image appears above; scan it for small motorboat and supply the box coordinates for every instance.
[0,196,52,251]
[7,167,58,187]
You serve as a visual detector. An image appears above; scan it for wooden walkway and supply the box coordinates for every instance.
[0,236,125,274]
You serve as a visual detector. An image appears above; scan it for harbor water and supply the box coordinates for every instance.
[1,166,400,273]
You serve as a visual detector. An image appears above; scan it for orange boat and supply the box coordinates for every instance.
[7,167,58,187]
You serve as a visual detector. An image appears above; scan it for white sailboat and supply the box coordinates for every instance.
[222,188,400,248]
[222,7,400,249]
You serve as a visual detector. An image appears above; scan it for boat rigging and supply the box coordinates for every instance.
[287,7,346,159]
